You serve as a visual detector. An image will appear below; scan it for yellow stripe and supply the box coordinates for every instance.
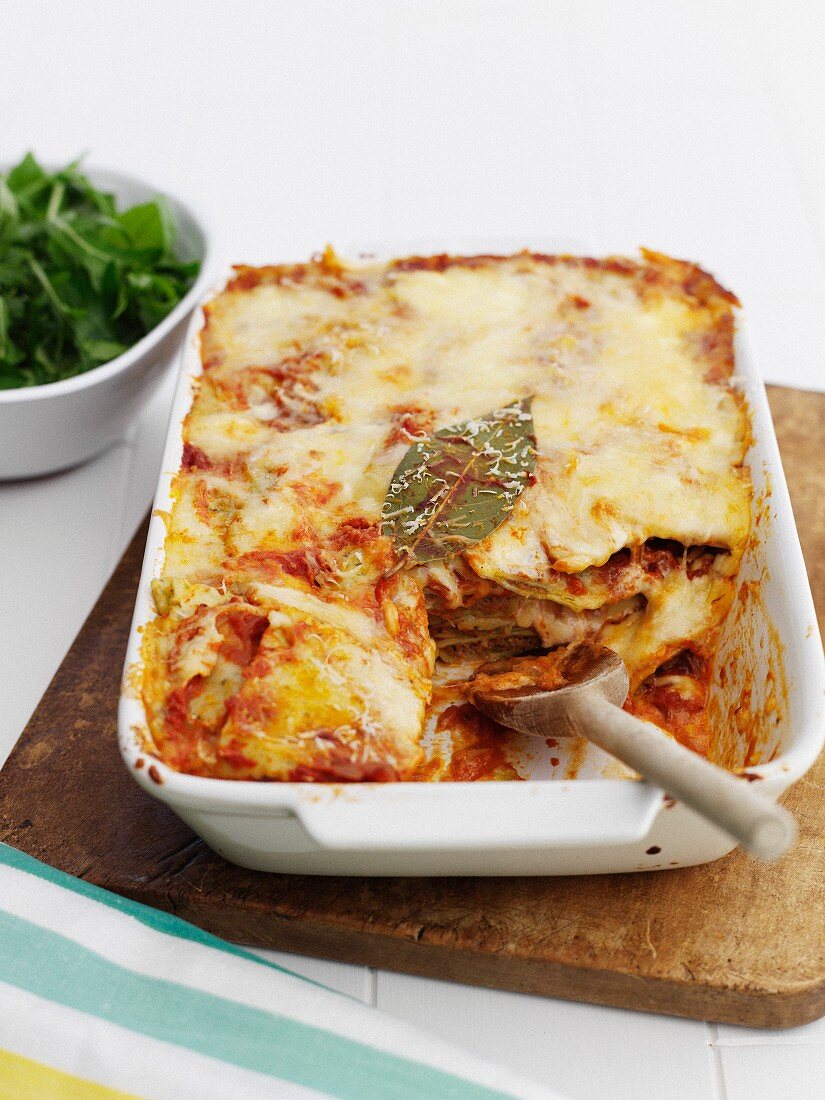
[0,1048,140,1100]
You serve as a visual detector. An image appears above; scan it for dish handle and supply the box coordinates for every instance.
[291,781,665,852]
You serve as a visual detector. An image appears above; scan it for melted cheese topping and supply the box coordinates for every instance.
[142,249,750,776]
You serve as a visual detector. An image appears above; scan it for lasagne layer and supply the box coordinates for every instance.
[141,248,751,777]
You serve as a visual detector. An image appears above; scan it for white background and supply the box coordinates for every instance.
[1,2,824,1096]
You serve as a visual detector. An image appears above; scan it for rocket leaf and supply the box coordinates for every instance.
[0,152,199,389]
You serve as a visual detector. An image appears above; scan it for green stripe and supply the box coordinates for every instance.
[0,843,325,991]
[0,910,511,1099]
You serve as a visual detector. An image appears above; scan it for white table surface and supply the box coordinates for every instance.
[2,2,824,1097]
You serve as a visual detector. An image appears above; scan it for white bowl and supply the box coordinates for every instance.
[0,167,212,480]
[119,245,825,876]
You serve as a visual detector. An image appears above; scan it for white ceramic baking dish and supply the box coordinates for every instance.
[118,246,825,876]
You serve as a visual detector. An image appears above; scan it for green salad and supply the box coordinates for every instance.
[0,153,200,389]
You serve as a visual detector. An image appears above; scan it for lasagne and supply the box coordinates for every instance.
[141,248,751,780]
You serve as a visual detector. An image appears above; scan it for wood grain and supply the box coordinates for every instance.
[1,385,823,1028]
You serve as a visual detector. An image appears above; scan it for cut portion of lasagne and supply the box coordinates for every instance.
[141,248,751,778]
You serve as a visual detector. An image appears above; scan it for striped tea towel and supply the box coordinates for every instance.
[0,843,563,1099]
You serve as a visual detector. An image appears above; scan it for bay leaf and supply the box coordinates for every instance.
[382,397,536,568]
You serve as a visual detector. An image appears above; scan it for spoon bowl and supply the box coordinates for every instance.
[468,644,628,737]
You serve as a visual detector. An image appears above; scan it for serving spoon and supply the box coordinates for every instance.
[467,642,796,861]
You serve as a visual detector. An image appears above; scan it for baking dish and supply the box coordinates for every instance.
[118,245,825,876]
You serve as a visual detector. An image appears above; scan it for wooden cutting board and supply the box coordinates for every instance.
[1,384,823,1029]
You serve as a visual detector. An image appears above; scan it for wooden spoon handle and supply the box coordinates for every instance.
[574,688,796,860]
